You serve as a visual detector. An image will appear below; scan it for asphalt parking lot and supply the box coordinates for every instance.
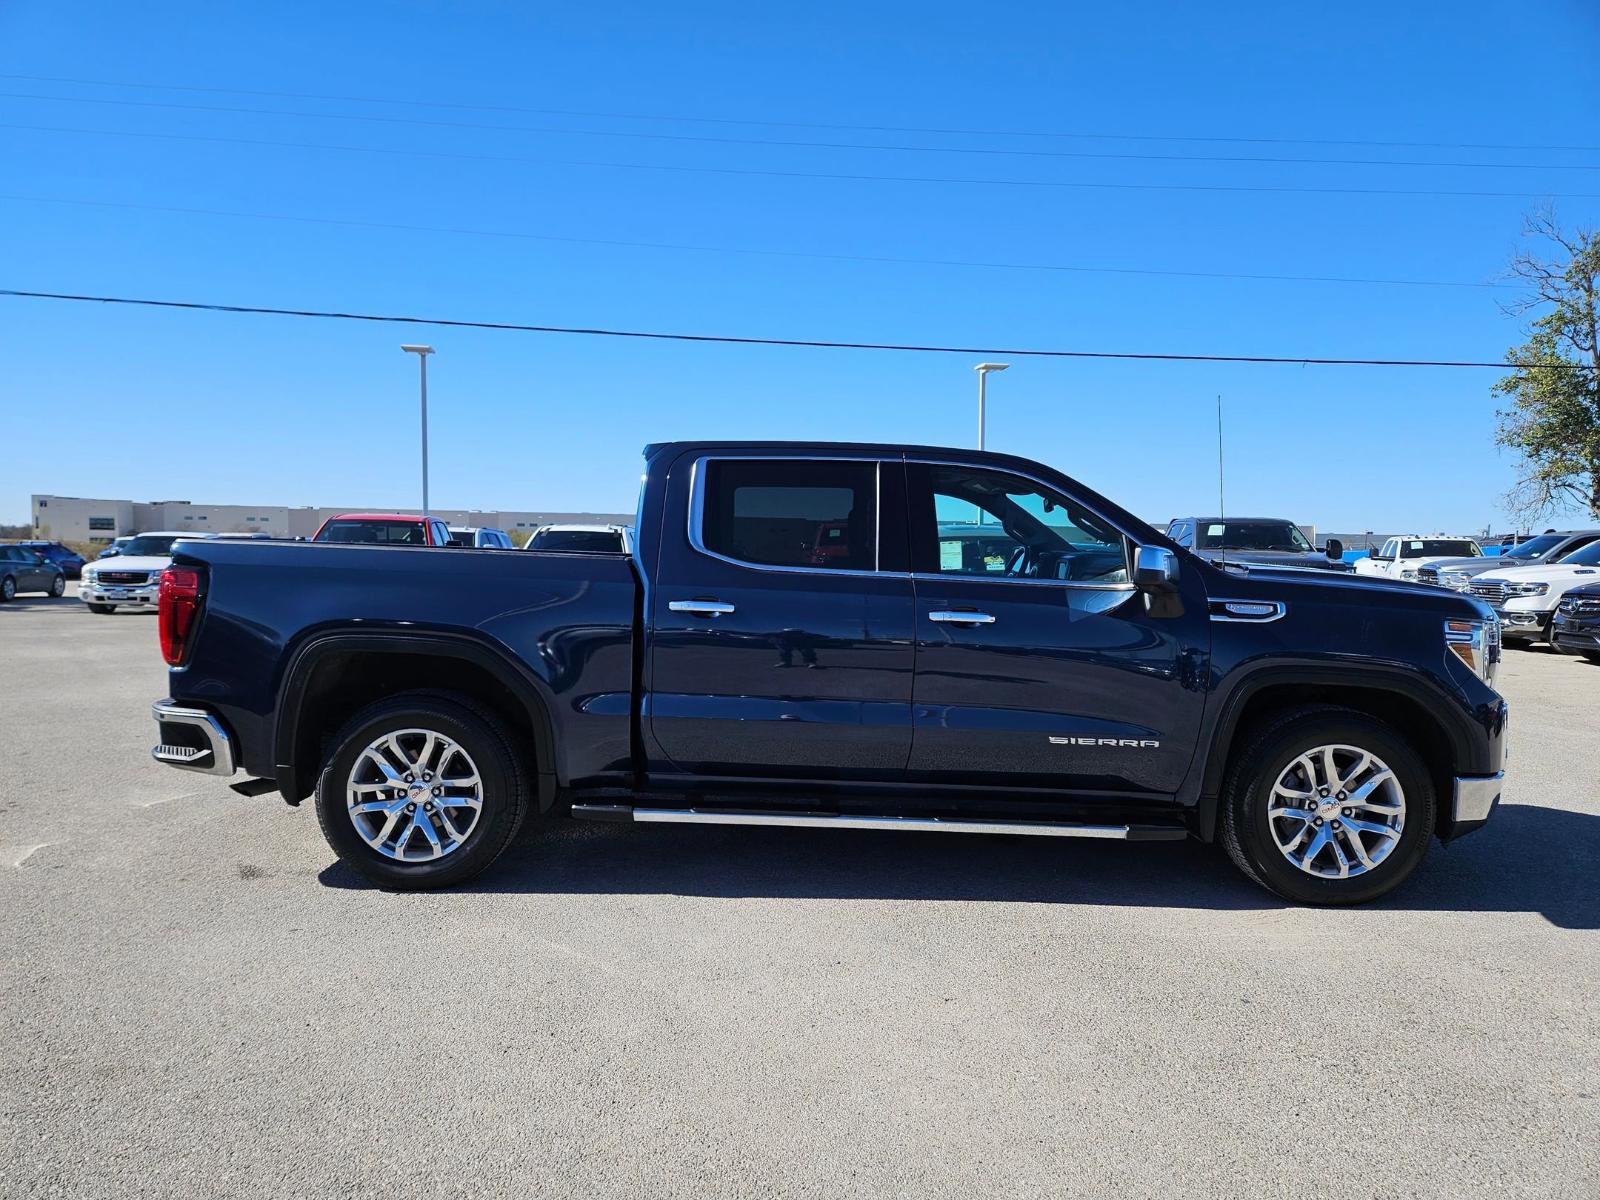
[2,588,1596,1198]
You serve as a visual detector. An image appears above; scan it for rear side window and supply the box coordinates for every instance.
[698,459,876,571]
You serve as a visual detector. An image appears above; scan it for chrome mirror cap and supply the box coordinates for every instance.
[1133,545,1180,592]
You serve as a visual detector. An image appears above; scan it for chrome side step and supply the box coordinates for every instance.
[569,804,1186,841]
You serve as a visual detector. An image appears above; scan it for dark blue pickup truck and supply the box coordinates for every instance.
[149,441,1508,904]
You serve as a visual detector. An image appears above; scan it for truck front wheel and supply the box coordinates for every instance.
[314,692,532,890]
[1220,708,1435,905]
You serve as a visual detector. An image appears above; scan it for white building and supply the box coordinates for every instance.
[31,495,633,544]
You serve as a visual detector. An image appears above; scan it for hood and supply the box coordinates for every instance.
[85,554,172,574]
[1418,556,1496,574]
[1194,549,1349,571]
[1478,562,1600,585]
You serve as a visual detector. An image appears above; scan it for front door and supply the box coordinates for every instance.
[647,454,916,781]
[905,460,1208,797]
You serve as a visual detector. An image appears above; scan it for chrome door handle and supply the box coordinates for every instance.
[929,610,996,625]
[669,600,736,616]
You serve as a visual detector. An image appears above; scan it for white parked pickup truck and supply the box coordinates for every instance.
[1354,535,1483,581]
[1468,538,1600,644]
[78,532,191,612]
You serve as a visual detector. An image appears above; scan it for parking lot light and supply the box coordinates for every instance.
[401,344,435,518]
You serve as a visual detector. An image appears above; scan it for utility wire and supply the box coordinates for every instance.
[0,288,1572,369]
[1,89,1594,172]
[6,123,1598,201]
[0,194,1510,291]
[5,71,1599,154]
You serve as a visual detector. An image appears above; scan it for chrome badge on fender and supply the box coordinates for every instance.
[1049,736,1161,748]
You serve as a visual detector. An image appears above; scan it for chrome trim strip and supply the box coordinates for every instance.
[1208,599,1288,623]
[1452,772,1504,824]
[631,808,1138,839]
[928,610,997,624]
[150,701,236,776]
[684,454,890,579]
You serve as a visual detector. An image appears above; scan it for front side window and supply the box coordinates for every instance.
[1504,534,1565,560]
[1560,540,1600,567]
[910,464,1128,584]
[698,459,876,571]
[1553,535,1600,561]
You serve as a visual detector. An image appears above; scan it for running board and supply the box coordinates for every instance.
[569,804,1187,841]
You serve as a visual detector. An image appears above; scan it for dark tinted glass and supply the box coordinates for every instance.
[700,460,875,570]
[1195,521,1310,552]
[122,535,180,556]
[530,529,625,553]
[907,464,1127,582]
[316,520,427,544]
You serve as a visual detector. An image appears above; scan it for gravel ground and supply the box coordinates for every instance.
[2,587,1596,1198]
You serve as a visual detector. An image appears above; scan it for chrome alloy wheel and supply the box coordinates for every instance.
[1267,744,1406,879]
[346,729,483,862]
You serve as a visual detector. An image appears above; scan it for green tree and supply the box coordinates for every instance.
[1494,211,1600,519]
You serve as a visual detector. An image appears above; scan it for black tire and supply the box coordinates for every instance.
[49,575,66,598]
[314,691,532,890]
[1221,706,1435,906]
[87,603,116,614]
[1582,651,1600,665]
[0,575,14,602]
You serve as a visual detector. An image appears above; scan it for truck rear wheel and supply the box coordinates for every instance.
[314,692,531,890]
[1220,708,1435,905]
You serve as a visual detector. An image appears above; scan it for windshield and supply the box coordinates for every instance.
[529,529,623,553]
[1401,539,1480,558]
[1503,534,1564,560]
[121,535,180,557]
[316,519,426,544]
[1195,521,1312,553]
[1561,540,1600,567]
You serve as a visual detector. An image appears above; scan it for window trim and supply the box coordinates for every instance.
[906,457,1138,592]
[686,455,888,577]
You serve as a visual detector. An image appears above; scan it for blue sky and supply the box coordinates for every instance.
[3,0,1598,533]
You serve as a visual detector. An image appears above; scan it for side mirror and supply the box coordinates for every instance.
[1133,545,1179,592]
[1325,538,1343,559]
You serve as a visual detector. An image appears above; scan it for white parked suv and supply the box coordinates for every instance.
[1468,538,1600,644]
[78,532,192,613]
[1354,535,1483,581]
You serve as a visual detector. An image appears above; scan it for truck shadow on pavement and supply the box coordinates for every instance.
[319,801,1599,929]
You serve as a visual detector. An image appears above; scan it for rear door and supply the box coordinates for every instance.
[904,460,1209,797]
[646,452,916,781]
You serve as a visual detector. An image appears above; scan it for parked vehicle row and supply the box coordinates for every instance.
[146,440,1506,907]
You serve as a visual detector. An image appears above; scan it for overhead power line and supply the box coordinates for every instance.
[1,89,1595,172]
[0,288,1569,369]
[0,194,1510,291]
[7,123,1599,201]
[5,71,1599,154]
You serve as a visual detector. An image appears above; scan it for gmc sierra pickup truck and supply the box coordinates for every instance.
[148,441,1508,905]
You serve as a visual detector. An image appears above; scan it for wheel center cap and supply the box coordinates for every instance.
[408,782,429,800]
[1318,801,1342,820]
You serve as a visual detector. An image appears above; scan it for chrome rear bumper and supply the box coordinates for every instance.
[151,700,236,776]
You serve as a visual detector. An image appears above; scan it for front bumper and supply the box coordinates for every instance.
[151,700,236,776]
[82,583,158,607]
[1551,614,1600,654]
[1449,771,1504,840]
[1494,606,1548,637]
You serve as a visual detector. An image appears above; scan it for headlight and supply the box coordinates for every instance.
[1441,572,1471,591]
[1401,568,1418,580]
[1508,581,1548,596]
[1446,619,1499,685]
[82,568,96,582]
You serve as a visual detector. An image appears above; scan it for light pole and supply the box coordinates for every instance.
[973,362,1009,450]
[401,344,435,517]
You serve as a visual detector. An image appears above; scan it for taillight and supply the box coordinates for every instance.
[158,567,203,666]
